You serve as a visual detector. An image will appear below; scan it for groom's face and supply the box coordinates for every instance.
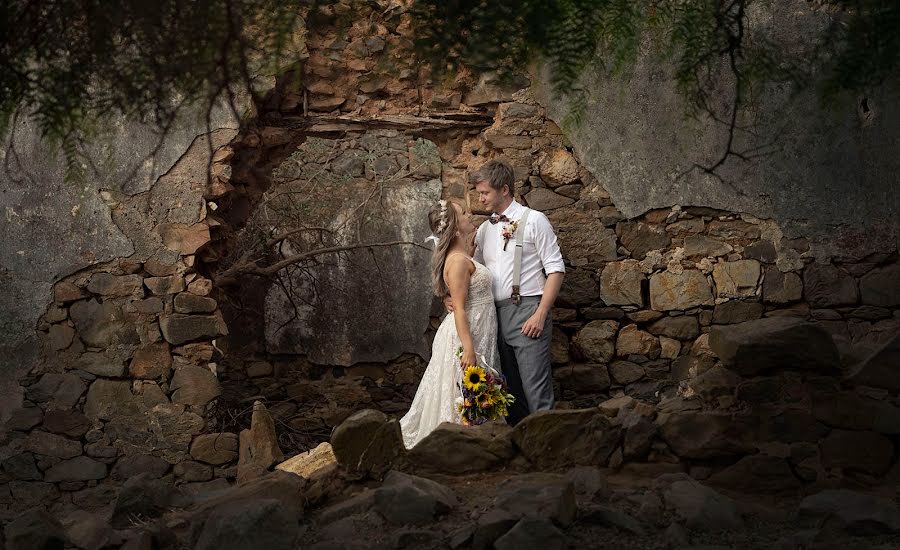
[475,180,508,213]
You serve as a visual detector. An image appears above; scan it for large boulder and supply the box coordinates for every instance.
[709,317,841,376]
[373,470,458,525]
[799,489,900,535]
[405,422,514,475]
[819,429,894,476]
[512,409,621,469]
[112,473,193,528]
[662,479,743,531]
[5,509,68,550]
[494,473,577,527]
[494,517,567,550]
[194,498,300,550]
[658,411,756,459]
[190,470,305,521]
[706,455,801,494]
[331,409,405,478]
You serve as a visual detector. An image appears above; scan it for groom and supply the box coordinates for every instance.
[468,159,565,425]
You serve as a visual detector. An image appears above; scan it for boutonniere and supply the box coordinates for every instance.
[500,220,519,251]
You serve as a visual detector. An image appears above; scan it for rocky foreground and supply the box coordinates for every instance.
[5,404,899,550]
[3,319,899,549]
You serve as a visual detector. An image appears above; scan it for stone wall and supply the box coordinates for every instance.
[535,0,900,263]
[2,0,899,521]
[0,125,243,515]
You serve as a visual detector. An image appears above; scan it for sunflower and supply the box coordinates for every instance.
[476,392,495,409]
[463,365,486,391]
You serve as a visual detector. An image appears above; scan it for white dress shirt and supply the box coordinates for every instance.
[474,200,566,301]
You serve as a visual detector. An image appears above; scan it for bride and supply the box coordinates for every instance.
[400,199,500,449]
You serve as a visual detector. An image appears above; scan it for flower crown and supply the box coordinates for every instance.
[435,199,449,234]
[424,200,450,246]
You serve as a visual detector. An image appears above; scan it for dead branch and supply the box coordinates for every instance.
[215,239,429,283]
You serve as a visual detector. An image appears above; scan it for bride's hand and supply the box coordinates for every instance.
[460,348,477,369]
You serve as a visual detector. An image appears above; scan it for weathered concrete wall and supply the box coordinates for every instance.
[262,135,440,365]
[534,0,900,263]
[0,106,240,423]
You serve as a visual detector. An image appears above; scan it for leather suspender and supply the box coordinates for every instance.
[511,208,530,305]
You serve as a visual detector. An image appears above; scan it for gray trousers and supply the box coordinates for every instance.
[496,296,555,425]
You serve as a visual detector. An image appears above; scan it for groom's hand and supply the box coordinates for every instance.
[444,295,455,313]
[521,310,547,339]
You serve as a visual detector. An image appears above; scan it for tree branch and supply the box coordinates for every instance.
[215,240,430,282]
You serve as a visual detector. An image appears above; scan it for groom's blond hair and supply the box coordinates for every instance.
[471,159,515,195]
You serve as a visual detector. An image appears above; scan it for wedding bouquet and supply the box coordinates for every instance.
[455,347,516,425]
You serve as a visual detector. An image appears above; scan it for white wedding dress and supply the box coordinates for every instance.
[400,254,500,449]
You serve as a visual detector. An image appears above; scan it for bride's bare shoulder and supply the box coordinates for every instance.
[444,252,475,275]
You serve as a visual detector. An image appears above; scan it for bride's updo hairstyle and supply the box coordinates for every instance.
[428,199,459,297]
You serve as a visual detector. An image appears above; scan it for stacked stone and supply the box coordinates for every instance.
[1,136,243,510]
[3,263,235,514]
[450,95,900,407]
[642,318,899,488]
[282,1,462,116]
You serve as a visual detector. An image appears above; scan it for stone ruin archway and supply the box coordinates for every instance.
[2,1,899,538]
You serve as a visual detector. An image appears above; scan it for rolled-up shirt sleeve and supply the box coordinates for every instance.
[531,212,565,274]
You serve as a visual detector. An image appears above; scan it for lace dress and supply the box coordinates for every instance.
[400,255,500,449]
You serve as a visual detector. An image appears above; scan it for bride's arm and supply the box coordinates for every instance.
[444,256,476,368]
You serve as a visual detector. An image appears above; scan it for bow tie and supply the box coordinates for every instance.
[489,214,511,225]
